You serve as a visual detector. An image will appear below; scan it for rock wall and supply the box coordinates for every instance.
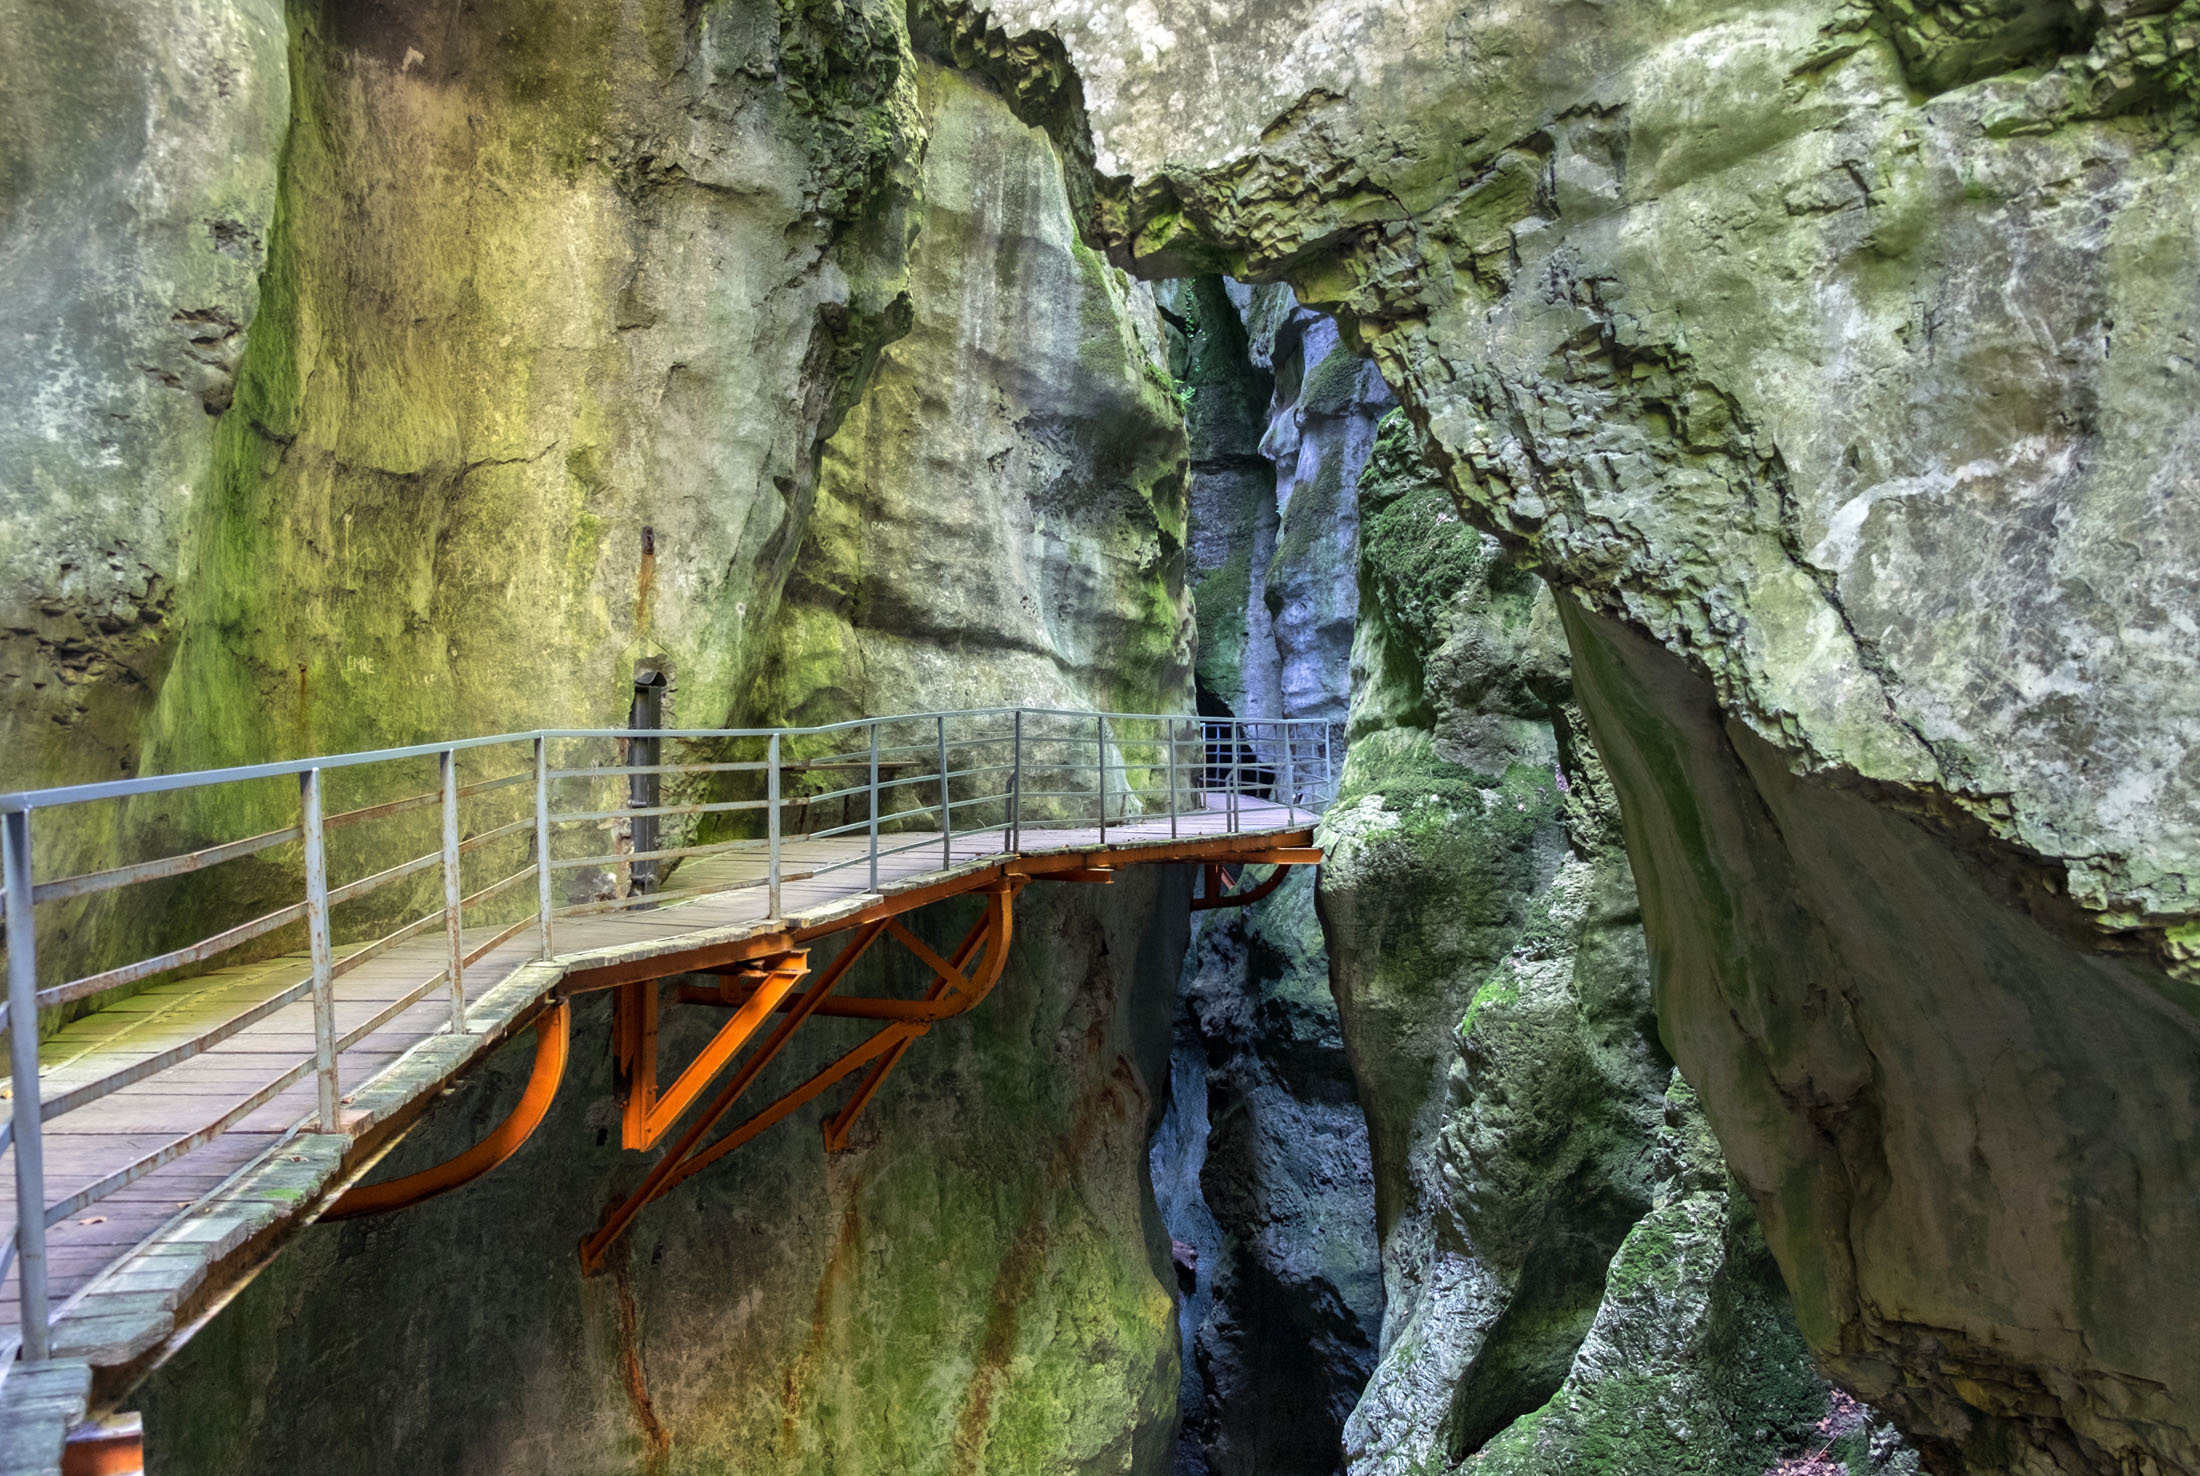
[936,2,2200,1466]
[1148,280,1381,1476]
[4,0,928,994]
[116,26,1198,1476]
[751,62,1190,726]
[1157,869,1381,1476]
[137,875,1186,1476]
[1323,413,1914,1476]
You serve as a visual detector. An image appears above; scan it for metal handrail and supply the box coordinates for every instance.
[0,705,1344,1361]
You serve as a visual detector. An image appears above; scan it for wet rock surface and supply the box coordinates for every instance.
[950,2,2200,1463]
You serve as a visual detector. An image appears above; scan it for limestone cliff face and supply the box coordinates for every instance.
[116,29,1196,1476]
[1323,414,1914,1476]
[752,62,1191,725]
[0,0,288,791]
[942,3,2200,1465]
[3,0,928,987]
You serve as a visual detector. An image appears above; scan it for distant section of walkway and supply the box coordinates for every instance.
[0,707,1337,1470]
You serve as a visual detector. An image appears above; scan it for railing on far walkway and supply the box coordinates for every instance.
[0,706,1342,1361]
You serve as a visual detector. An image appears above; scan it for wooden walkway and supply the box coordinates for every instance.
[0,800,1308,1461]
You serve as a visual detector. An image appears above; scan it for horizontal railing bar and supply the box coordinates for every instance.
[459,865,537,917]
[551,798,764,826]
[25,823,303,911]
[335,968,449,1054]
[549,837,761,873]
[2,734,540,814]
[37,901,310,1011]
[44,1053,321,1225]
[784,782,870,808]
[4,713,1341,813]
[6,769,538,921]
[546,762,766,781]
[39,971,317,1121]
[461,911,537,969]
[325,849,440,910]
[457,816,533,855]
[328,899,447,983]
[43,863,543,1122]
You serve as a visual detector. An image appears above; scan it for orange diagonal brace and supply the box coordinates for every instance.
[673,1022,924,1187]
[824,882,1018,1152]
[322,1001,572,1220]
[627,951,810,1149]
[579,921,886,1274]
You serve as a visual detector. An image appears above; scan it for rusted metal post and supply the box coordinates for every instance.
[1167,716,1179,840]
[937,716,951,869]
[1096,713,1108,844]
[628,671,666,896]
[5,807,51,1358]
[867,721,881,892]
[534,736,553,959]
[302,769,338,1132]
[440,749,465,1032]
[767,732,783,918]
[1009,709,1023,852]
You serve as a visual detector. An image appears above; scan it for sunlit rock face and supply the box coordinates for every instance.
[950,1,2200,1466]
[126,29,1198,1476]
[751,62,1191,725]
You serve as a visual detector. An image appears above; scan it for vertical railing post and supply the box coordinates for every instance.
[4,807,51,1359]
[1323,723,1334,808]
[937,716,952,869]
[1167,716,1179,840]
[440,749,465,1033]
[534,736,554,959]
[1281,721,1298,824]
[767,732,783,918]
[1096,713,1108,844]
[867,721,881,893]
[301,770,338,1133]
[1009,710,1023,852]
[1229,720,1242,832]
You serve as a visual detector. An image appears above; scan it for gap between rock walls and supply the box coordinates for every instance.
[1146,279,1922,1476]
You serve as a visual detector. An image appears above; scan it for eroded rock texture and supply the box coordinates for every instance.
[118,24,1196,1476]
[1160,869,1381,1476]
[949,1,2200,1466]
[1149,281,1381,1476]
[1325,415,1916,1476]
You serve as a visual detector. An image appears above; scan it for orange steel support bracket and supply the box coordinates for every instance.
[322,1000,572,1220]
[617,950,812,1150]
[577,880,1023,1274]
[1191,847,1323,912]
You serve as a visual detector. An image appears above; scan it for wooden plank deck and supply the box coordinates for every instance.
[0,799,1310,1452]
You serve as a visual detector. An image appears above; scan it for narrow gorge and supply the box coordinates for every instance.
[3,2,2195,1475]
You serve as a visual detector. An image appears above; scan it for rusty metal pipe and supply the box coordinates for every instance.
[321,1001,571,1221]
